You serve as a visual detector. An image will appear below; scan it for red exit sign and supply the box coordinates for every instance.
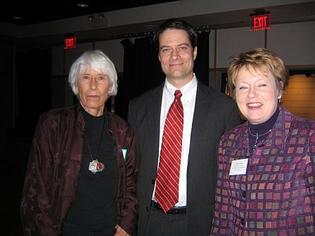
[64,34,77,49]
[250,13,271,31]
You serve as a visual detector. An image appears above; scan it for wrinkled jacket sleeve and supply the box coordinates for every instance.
[118,125,138,235]
[20,115,59,236]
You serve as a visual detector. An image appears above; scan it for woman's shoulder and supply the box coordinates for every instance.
[284,108,315,131]
[40,105,76,119]
[32,106,80,137]
[222,122,247,139]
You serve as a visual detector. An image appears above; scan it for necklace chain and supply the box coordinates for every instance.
[84,134,96,161]
[248,128,272,138]
[83,114,106,161]
[248,128,272,148]
[84,131,105,174]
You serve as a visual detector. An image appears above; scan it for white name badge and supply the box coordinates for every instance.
[229,158,248,176]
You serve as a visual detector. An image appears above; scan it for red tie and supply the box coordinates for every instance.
[155,90,184,213]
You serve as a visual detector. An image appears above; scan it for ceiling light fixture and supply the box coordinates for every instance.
[12,16,23,20]
[88,15,95,22]
[76,2,89,8]
[87,13,107,27]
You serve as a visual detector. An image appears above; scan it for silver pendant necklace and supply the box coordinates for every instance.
[248,128,272,148]
[88,159,105,174]
[85,137,105,174]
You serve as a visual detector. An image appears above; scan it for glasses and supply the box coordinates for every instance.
[79,74,108,84]
[159,44,192,57]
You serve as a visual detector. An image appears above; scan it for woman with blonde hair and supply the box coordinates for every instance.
[211,48,315,235]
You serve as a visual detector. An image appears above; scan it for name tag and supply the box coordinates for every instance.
[229,158,248,175]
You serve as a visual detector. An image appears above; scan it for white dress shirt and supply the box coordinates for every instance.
[153,74,197,207]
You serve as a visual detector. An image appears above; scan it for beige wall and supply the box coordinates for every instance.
[281,74,315,120]
[212,21,315,69]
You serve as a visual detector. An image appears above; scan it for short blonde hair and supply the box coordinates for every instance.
[227,48,289,97]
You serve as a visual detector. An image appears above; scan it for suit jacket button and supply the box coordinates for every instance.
[146,206,149,212]
[151,179,155,184]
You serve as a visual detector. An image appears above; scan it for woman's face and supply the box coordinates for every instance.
[234,66,280,124]
[77,68,110,117]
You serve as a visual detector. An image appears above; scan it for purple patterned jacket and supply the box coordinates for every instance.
[20,105,138,236]
[211,106,315,235]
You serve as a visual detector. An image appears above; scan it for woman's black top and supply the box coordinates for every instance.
[63,107,118,235]
[248,106,280,152]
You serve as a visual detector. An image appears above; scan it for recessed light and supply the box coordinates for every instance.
[12,16,23,20]
[77,2,89,8]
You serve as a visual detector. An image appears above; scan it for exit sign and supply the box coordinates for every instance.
[64,34,77,49]
[250,13,271,31]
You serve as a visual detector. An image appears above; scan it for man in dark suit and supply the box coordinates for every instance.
[128,18,241,236]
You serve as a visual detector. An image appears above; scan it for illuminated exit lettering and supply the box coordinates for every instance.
[250,14,271,31]
[64,35,77,49]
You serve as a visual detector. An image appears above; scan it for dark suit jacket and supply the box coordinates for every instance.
[128,81,241,236]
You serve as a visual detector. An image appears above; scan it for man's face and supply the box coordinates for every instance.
[158,28,197,88]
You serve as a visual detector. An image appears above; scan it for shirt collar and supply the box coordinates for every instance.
[164,73,197,102]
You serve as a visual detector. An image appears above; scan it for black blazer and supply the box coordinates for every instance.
[128,81,240,236]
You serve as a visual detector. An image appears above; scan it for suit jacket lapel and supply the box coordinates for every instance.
[187,82,217,187]
[190,82,212,143]
[147,85,164,174]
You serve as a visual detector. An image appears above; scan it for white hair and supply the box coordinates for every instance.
[68,49,118,96]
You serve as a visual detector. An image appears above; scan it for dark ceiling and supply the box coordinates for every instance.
[2,0,315,48]
[0,0,178,26]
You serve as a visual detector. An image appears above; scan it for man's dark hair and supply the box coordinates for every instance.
[154,18,198,50]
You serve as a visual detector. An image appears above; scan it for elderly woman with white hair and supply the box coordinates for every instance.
[20,50,137,236]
